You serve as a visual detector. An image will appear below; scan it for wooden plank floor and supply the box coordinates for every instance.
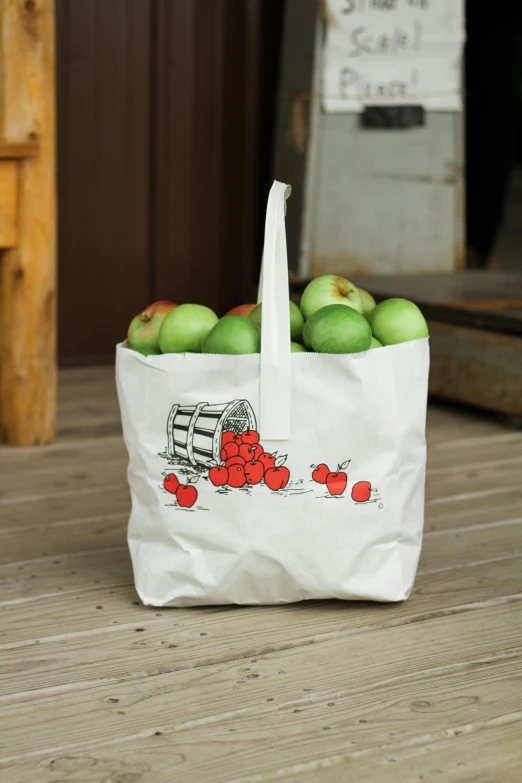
[1,368,521,783]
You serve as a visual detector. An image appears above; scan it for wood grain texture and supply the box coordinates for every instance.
[0,0,57,445]
[0,433,126,474]
[1,368,522,780]
[0,512,127,564]
[0,159,16,247]
[3,556,521,652]
[278,721,522,783]
[0,140,39,159]
[1,648,520,776]
[6,685,522,782]
[0,567,521,702]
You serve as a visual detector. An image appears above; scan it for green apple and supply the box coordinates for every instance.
[291,341,307,352]
[300,275,363,320]
[158,303,218,353]
[358,288,376,319]
[369,336,383,349]
[304,304,372,354]
[249,300,304,343]
[368,298,429,346]
[127,300,177,355]
[201,315,260,354]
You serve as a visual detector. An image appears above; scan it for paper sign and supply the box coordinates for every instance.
[322,0,464,113]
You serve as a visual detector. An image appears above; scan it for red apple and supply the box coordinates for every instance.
[221,431,235,446]
[326,471,347,496]
[265,466,290,491]
[259,452,277,471]
[227,464,247,488]
[241,429,260,446]
[311,463,330,484]
[239,442,263,462]
[352,481,371,503]
[251,443,264,459]
[127,300,177,355]
[225,304,256,317]
[176,484,198,508]
[163,473,179,494]
[226,455,246,467]
[244,459,264,485]
[233,434,243,446]
[221,442,239,460]
[209,466,228,487]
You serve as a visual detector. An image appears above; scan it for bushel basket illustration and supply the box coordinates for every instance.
[167,400,256,466]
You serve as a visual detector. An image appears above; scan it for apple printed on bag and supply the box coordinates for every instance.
[244,458,264,485]
[264,455,290,492]
[161,396,387,511]
[352,480,372,503]
[227,464,247,488]
[176,484,198,508]
[311,463,330,484]
[209,464,228,487]
[226,455,246,468]
[258,451,278,472]
[241,429,260,446]
[239,442,263,462]
[221,441,240,461]
[162,472,179,494]
[221,431,235,446]
[326,460,350,497]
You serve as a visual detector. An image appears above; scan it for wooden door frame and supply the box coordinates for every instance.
[0,0,57,445]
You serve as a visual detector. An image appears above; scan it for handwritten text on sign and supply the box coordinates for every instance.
[322,0,464,112]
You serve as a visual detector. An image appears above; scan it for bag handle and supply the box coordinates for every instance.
[257,181,292,441]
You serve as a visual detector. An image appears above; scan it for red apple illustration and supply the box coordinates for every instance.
[227,464,247,488]
[221,441,239,460]
[244,459,264,485]
[221,431,235,446]
[352,481,371,503]
[264,455,290,491]
[259,451,277,471]
[242,429,260,446]
[239,442,263,462]
[265,466,290,491]
[176,485,198,508]
[233,434,243,446]
[326,461,351,496]
[226,455,246,467]
[163,473,179,494]
[209,465,228,487]
[311,463,330,484]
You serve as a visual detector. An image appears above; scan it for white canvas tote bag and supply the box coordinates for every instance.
[116,181,430,606]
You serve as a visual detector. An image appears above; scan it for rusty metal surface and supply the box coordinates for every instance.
[428,321,522,416]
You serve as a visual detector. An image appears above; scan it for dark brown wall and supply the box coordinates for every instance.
[152,0,254,315]
[57,0,285,365]
[57,0,152,364]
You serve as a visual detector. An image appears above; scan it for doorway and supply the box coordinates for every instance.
[465,1,522,272]
[56,0,285,365]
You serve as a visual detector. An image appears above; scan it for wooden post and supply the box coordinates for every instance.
[0,160,17,247]
[0,0,57,445]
